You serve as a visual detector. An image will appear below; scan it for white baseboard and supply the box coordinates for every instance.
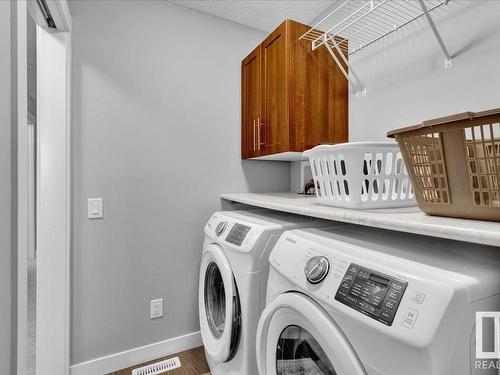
[70,331,202,375]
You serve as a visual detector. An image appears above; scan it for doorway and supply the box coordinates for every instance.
[17,1,72,374]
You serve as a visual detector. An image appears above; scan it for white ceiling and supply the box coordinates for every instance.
[169,1,336,32]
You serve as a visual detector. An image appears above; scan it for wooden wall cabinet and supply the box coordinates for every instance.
[241,19,348,160]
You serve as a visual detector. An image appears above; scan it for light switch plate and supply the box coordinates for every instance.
[88,198,104,219]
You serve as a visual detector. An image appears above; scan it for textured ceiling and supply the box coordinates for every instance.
[169,1,336,32]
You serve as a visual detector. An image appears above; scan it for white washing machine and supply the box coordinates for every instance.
[199,210,331,375]
[257,225,500,375]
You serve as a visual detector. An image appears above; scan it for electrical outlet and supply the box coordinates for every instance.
[150,298,163,319]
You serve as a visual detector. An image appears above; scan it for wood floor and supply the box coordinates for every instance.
[107,346,210,375]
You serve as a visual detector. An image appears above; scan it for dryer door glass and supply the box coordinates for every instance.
[276,325,336,375]
[204,261,226,339]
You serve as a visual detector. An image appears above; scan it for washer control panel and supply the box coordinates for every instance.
[225,223,251,246]
[335,263,407,326]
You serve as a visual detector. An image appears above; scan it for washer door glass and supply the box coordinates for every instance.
[204,261,226,339]
[276,325,337,375]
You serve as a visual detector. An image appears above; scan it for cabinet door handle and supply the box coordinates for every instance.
[257,117,263,150]
[253,119,256,150]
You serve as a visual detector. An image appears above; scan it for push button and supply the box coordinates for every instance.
[342,273,355,284]
[344,273,355,281]
[357,270,370,279]
[410,291,425,304]
[380,308,395,322]
[347,265,360,275]
[341,280,353,289]
[336,290,348,299]
[345,295,358,305]
[350,288,361,298]
[370,295,384,307]
[357,300,376,314]
[402,308,418,329]
[383,299,397,310]
[387,290,402,300]
[338,285,350,294]
[390,281,405,292]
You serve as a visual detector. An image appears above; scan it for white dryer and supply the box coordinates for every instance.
[199,210,330,375]
[257,225,500,375]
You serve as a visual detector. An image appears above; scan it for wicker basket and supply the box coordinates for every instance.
[387,108,500,221]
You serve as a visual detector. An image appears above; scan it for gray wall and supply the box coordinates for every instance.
[349,1,500,141]
[70,0,500,365]
[70,0,289,364]
[0,1,12,373]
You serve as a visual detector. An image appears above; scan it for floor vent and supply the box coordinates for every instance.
[131,356,181,375]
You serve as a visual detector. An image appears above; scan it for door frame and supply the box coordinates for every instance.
[17,1,72,374]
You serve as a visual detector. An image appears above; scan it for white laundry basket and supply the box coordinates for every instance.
[303,142,416,209]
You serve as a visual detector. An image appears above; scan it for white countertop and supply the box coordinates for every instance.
[220,192,500,247]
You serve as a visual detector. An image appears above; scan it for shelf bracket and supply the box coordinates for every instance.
[418,0,453,69]
[324,39,366,99]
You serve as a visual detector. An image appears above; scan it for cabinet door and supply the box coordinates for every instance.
[241,46,262,159]
[288,21,349,151]
[261,21,289,155]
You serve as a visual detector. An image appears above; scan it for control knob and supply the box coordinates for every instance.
[304,256,330,284]
[215,221,228,236]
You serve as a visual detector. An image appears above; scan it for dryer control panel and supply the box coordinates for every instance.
[225,223,251,246]
[205,213,265,252]
[335,263,407,326]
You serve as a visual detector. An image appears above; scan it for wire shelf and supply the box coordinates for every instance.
[302,0,447,55]
[301,0,452,97]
